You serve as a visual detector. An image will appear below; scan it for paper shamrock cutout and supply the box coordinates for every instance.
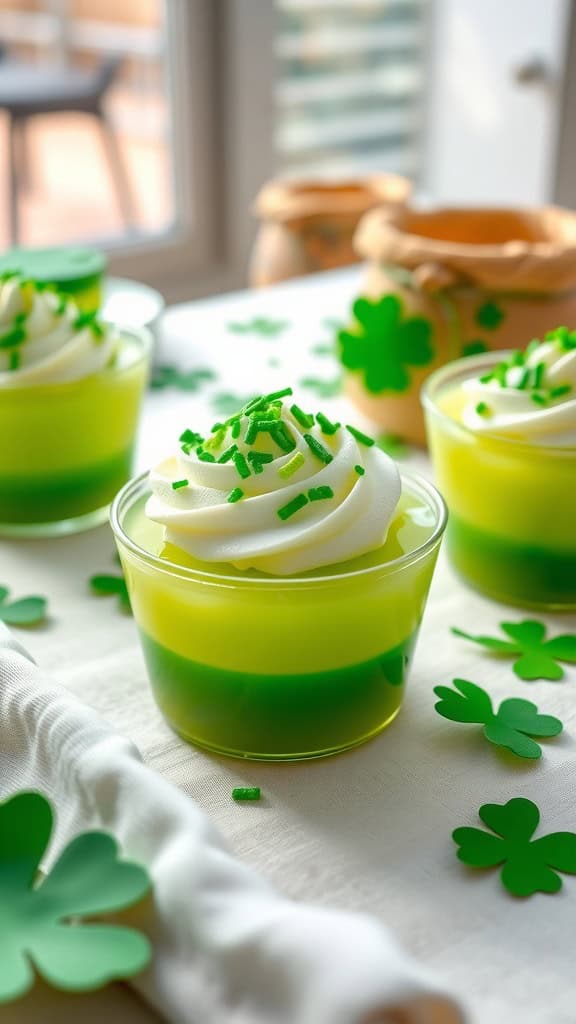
[338,294,434,394]
[150,365,215,391]
[298,375,342,399]
[0,792,151,1003]
[90,573,131,613]
[475,301,504,330]
[0,586,47,627]
[452,620,576,681]
[227,316,288,337]
[434,679,562,759]
[453,797,576,896]
[461,339,489,357]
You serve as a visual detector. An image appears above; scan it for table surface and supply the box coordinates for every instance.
[4,267,576,1024]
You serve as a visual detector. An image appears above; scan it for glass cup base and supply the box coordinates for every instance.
[164,704,402,762]
[0,502,110,538]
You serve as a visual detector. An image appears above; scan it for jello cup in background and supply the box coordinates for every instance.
[0,276,151,536]
[0,246,106,312]
[422,351,576,610]
[112,469,446,761]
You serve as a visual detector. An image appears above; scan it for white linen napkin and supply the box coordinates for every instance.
[0,624,464,1024]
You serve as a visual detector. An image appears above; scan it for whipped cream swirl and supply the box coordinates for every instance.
[461,330,576,445]
[0,275,119,387]
[146,390,401,575]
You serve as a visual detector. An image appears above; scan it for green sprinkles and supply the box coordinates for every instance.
[303,433,333,464]
[316,412,340,435]
[278,451,305,479]
[232,787,261,801]
[248,450,274,474]
[277,493,308,521]
[308,485,334,502]
[227,487,244,504]
[171,479,189,490]
[8,350,20,371]
[218,444,238,463]
[290,403,314,429]
[354,464,365,476]
[475,401,491,417]
[197,448,216,463]
[233,451,251,479]
[346,425,375,447]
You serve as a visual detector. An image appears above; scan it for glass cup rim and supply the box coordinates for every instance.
[110,468,448,588]
[421,350,576,455]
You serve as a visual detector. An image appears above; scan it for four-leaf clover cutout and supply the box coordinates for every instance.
[0,792,151,1004]
[452,620,576,680]
[453,798,576,896]
[434,679,562,759]
[0,586,47,627]
[89,573,132,613]
[338,294,434,394]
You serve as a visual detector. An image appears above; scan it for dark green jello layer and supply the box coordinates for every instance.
[140,631,418,759]
[448,516,576,608]
[0,448,133,523]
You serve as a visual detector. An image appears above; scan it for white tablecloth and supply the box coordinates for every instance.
[3,268,576,1023]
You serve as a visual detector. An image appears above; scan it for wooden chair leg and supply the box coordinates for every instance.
[96,109,137,229]
[7,115,20,245]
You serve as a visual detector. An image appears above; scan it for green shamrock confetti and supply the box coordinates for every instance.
[0,792,151,1003]
[90,573,131,613]
[475,301,504,330]
[462,339,489,357]
[211,391,257,416]
[322,317,344,331]
[376,433,409,458]
[150,365,215,391]
[434,679,562,759]
[453,797,576,896]
[227,317,288,338]
[0,586,47,627]
[298,375,342,399]
[311,342,335,357]
[338,295,434,394]
[452,620,576,681]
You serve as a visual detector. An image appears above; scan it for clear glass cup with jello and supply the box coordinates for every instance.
[0,273,151,536]
[422,328,576,610]
[112,387,447,761]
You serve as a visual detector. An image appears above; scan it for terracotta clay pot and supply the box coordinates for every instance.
[249,176,411,287]
[342,204,576,446]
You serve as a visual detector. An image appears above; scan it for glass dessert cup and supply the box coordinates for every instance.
[0,326,151,537]
[0,246,105,311]
[111,471,446,761]
[422,353,576,611]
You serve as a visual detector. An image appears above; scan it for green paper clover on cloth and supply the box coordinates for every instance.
[90,574,132,614]
[150,365,215,391]
[0,587,47,627]
[227,317,288,337]
[453,797,576,897]
[0,792,151,1004]
[475,301,504,330]
[434,679,562,759]
[452,620,576,681]
[338,294,434,394]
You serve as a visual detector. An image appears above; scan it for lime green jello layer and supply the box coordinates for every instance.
[0,332,148,530]
[114,476,444,759]
[140,631,417,759]
[447,516,576,609]
[0,450,133,523]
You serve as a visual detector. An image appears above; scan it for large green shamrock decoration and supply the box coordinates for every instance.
[338,295,434,393]
[453,798,576,896]
[0,792,151,1003]
[452,620,576,681]
[434,679,562,759]
[0,586,47,627]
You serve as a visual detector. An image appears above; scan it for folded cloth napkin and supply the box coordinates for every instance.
[0,624,464,1024]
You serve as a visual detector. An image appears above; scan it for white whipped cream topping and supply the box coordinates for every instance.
[461,340,576,445]
[0,277,119,387]
[146,401,401,575]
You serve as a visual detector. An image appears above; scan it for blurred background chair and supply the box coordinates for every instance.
[0,53,135,244]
